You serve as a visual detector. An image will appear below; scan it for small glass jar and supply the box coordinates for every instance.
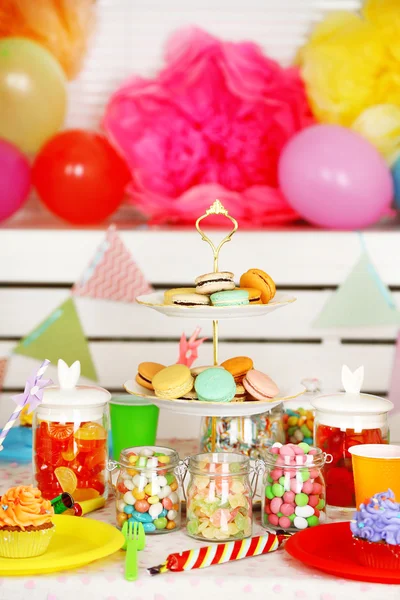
[311,367,393,519]
[283,379,319,445]
[33,360,110,502]
[114,446,180,534]
[186,452,254,542]
[200,404,285,458]
[261,445,329,533]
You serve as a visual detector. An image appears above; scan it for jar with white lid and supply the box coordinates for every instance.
[311,365,393,518]
[33,359,111,501]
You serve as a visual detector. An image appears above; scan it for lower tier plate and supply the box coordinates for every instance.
[123,379,305,416]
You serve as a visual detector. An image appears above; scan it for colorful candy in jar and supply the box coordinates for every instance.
[262,442,327,532]
[186,453,253,541]
[33,359,111,501]
[311,366,393,515]
[115,446,180,533]
[282,408,314,445]
[200,406,284,458]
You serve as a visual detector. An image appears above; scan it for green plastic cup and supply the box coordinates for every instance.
[109,394,159,460]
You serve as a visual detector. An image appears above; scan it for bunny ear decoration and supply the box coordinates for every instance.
[57,359,81,389]
[341,365,364,394]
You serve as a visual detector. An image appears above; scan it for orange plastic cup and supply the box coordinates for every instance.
[349,444,400,507]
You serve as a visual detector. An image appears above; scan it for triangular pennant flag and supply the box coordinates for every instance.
[13,298,97,381]
[389,331,400,414]
[0,358,8,392]
[71,225,153,303]
[313,252,400,328]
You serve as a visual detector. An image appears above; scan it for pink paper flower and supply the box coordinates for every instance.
[104,28,314,227]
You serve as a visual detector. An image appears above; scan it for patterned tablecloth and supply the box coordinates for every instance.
[0,439,397,600]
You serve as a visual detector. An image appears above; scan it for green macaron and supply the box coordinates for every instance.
[194,368,236,402]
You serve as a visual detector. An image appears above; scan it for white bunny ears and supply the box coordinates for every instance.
[341,365,364,394]
[57,359,81,389]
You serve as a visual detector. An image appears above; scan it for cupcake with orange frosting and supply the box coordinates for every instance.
[0,485,55,558]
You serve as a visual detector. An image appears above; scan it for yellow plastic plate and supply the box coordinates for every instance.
[0,515,124,576]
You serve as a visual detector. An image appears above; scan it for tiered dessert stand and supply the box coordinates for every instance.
[125,200,304,452]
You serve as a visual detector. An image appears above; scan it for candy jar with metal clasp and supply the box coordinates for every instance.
[110,445,181,533]
[311,365,393,520]
[184,452,262,541]
[33,359,111,501]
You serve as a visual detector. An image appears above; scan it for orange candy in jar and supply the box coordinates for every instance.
[33,359,111,501]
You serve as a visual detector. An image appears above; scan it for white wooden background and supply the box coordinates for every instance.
[2,0,400,441]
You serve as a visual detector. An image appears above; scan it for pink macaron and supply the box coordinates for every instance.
[243,369,279,401]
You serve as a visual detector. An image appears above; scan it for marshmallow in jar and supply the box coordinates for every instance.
[311,365,393,513]
[33,359,111,501]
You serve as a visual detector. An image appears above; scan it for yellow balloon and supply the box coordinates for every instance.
[0,37,67,154]
[352,104,400,164]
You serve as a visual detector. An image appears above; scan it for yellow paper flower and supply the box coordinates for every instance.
[298,1,400,126]
[352,104,400,163]
[20,405,33,427]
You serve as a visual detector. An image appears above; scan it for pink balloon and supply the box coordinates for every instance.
[0,139,31,222]
[278,125,393,229]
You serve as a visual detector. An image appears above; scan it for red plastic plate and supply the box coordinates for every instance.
[285,522,400,585]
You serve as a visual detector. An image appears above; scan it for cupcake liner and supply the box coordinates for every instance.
[0,526,55,558]
[353,537,400,570]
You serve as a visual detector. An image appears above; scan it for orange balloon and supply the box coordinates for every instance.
[32,130,131,225]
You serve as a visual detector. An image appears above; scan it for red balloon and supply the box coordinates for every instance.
[32,130,130,224]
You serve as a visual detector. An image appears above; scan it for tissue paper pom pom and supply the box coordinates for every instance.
[352,104,400,164]
[364,0,400,62]
[298,12,388,126]
[104,27,313,226]
[0,0,95,79]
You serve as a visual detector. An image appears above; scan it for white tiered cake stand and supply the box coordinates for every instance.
[124,200,304,449]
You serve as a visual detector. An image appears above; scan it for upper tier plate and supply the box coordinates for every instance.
[136,291,296,320]
[124,379,305,417]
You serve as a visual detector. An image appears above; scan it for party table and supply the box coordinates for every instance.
[0,439,397,600]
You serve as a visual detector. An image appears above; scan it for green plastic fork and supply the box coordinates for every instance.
[124,521,146,581]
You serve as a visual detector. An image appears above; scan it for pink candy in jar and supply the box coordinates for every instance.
[262,442,329,532]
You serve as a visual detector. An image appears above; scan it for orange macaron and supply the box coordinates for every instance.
[220,356,254,383]
[239,269,276,304]
[136,362,166,390]
[236,287,262,304]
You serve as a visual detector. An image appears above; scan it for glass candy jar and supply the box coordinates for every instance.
[261,443,330,532]
[113,446,181,533]
[311,365,393,519]
[33,360,110,501]
[185,452,256,541]
[200,404,285,458]
[283,378,319,445]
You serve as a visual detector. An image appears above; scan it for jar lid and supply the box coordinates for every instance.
[310,365,393,416]
[41,359,110,407]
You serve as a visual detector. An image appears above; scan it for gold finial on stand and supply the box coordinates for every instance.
[195,200,239,452]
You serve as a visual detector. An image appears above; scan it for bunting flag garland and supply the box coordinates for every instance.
[313,252,400,328]
[13,298,97,381]
[71,225,153,303]
[0,358,8,392]
[388,331,400,414]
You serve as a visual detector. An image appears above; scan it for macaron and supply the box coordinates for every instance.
[195,272,235,295]
[135,362,166,390]
[179,390,198,400]
[172,293,210,307]
[190,365,223,377]
[194,368,236,403]
[210,290,249,307]
[243,369,279,401]
[221,356,254,383]
[152,364,194,399]
[164,288,196,305]
[234,384,247,402]
[239,269,276,304]
[237,287,262,304]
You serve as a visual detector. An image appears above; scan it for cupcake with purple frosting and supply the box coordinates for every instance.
[350,489,400,569]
